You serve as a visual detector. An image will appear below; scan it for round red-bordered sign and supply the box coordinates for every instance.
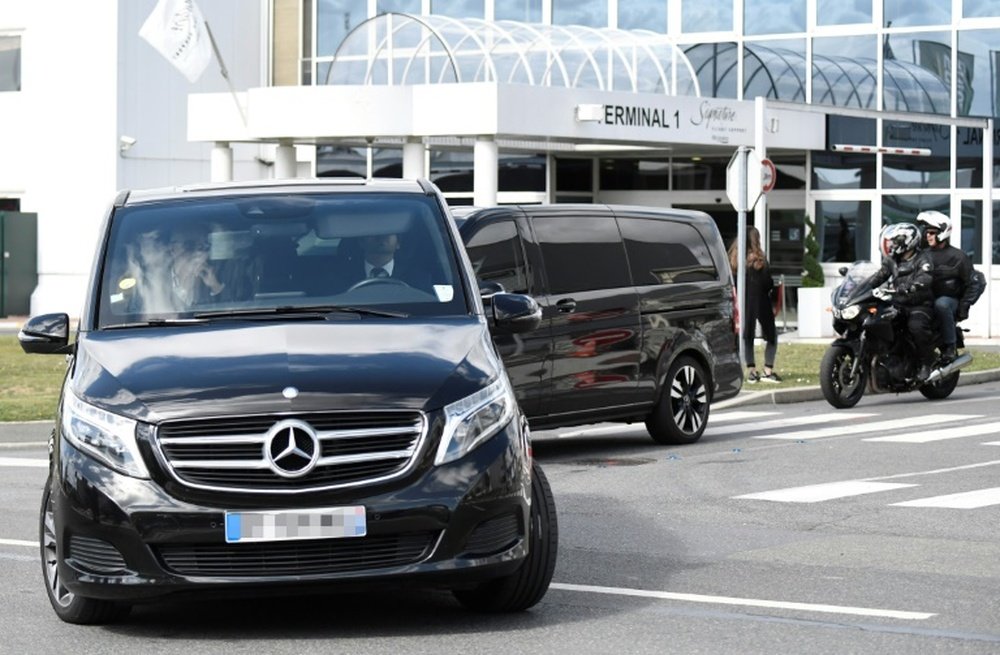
[761,158,777,193]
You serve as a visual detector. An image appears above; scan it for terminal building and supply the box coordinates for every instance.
[1,0,998,336]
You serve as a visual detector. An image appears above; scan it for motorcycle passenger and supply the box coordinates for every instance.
[915,210,983,363]
[868,223,936,381]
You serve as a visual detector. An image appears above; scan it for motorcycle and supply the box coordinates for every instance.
[820,261,973,409]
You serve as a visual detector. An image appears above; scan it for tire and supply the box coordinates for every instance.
[645,356,709,445]
[453,461,558,612]
[919,371,960,400]
[40,481,131,625]
[819,345,867,409]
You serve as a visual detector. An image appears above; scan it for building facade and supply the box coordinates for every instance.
[2,0,1000,336]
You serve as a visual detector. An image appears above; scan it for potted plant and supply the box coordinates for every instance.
[796,215,833,337]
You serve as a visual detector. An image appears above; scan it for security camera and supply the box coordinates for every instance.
[119,135,137,154]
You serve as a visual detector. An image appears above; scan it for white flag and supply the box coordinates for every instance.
[139,0,213,83]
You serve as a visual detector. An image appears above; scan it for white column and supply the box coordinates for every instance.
[984,118,994,338]
[473,136,498,207]
[403,137,426,179]
[210,141,233,182]
[275,140,297,179]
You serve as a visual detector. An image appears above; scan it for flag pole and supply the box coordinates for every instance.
[204,21,248,127]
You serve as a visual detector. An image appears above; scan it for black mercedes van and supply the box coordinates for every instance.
[457,204,742,445]
[19,179,556,624]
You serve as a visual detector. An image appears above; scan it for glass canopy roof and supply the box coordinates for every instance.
[325,13,950,115]
[325,13,702,95]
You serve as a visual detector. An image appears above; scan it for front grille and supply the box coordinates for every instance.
[68,536,128,574]
[154,411,426,494]
[155,532,436,577]
[463,513,521,556]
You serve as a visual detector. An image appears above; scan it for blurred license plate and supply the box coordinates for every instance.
[224,507,366,543]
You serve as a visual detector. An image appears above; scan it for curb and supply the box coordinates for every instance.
[715,367,1000,409]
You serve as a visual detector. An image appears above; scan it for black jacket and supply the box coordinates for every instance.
[868,250,934,307]
[924,244,982,307]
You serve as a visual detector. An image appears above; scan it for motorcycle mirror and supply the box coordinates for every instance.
[838,266,849,277]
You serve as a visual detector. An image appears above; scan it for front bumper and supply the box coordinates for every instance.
[50,420,531,603]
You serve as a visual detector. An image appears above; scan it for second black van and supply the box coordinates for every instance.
[457,204,742,445]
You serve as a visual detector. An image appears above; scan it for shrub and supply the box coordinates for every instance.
[801,215,825,288]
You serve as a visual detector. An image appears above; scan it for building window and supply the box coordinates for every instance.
[430,0,484,19]
[376,0,419,14]
[671,157,729,190]
[884,0,950,27]
[618,1,667,32]
[316,145,367,177]
[960,200,984,264]
[681,42,739,98]
[555,158,593,193]
[882,120,950,189]
[599,159,669,191]
[957,127,986,188]
[816,0,871,26]
[882,31,952,115]
[0,35,20,92]
[882,194,948,225]
[744,39,806,101]
[744,0,805,36]
[965,0,1000,18]
[495,0,541,22]
[681,1,732,33]
[811,35,878,108]
[811,152,876,190]
[957,29,1000,117]
[552,0,607,27]
[318,0,367,57]
[816,200,871,262]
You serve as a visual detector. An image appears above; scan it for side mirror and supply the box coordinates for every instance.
[838,266,849,277]
[490,293,541,335]
[18,313,72,354]
[478,280,505,297]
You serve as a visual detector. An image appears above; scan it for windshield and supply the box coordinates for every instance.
[96,192,469,329]
[833,260,881,307]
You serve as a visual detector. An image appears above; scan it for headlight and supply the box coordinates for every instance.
[61,393,150,478]
[435,376,516,466]
[841,304,861,320]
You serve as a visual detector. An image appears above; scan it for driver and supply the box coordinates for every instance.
[336,232,430,292]
[868,223,936,381]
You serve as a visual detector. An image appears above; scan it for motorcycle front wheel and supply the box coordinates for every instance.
[820,344,867,409]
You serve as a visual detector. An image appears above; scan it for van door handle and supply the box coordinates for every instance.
[555,298,577,313]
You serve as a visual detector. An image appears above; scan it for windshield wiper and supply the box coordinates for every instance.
[103,318,209,330]
[193,305,408,320]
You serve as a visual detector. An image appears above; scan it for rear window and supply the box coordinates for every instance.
[97,192,468,328]
[618,217,719,285]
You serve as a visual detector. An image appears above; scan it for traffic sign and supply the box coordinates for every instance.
[761,158,777,193]
[725,147,763,211]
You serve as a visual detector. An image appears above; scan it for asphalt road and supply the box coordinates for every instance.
[2,382,1000,653]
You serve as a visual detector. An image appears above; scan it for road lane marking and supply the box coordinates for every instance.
[0,442,47,449]
[865,422,1000,443]
[0,538,37,547]
[869,459,1000,481]
[891,487,1000,508]
[708,412,876,436]
[549,582,935,620]
[0,457,48,467]
[734,480,917,503]
[753,414,978,441]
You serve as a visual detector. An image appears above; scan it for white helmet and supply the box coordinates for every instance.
[916,210,952,241]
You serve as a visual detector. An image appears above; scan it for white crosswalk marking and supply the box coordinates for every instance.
[752,414,979,441]
[709,410,779,424]
[865,421,1000,443]
[735,480,917,503]
[708,412,877,437]
[0,457,47,468]
[890,487,1000,509]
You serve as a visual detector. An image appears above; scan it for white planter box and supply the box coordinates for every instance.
[796,287,834,338]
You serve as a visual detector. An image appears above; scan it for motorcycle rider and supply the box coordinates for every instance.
[915,210,983,363]
[868,223,937,381]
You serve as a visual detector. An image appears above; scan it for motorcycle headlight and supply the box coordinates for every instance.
[61,393,150,479]
[435,376,516,466]
[841,305,861,320]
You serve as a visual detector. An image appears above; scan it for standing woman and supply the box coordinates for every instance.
[728,226,781,383]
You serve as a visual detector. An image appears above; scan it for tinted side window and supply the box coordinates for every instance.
[463,220,529,294]
[531,215,630,294]
[619,217,719,285]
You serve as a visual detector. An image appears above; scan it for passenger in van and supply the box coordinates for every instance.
[167,227,230,308]
[335,232,431,292]
[728,226,782,383]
